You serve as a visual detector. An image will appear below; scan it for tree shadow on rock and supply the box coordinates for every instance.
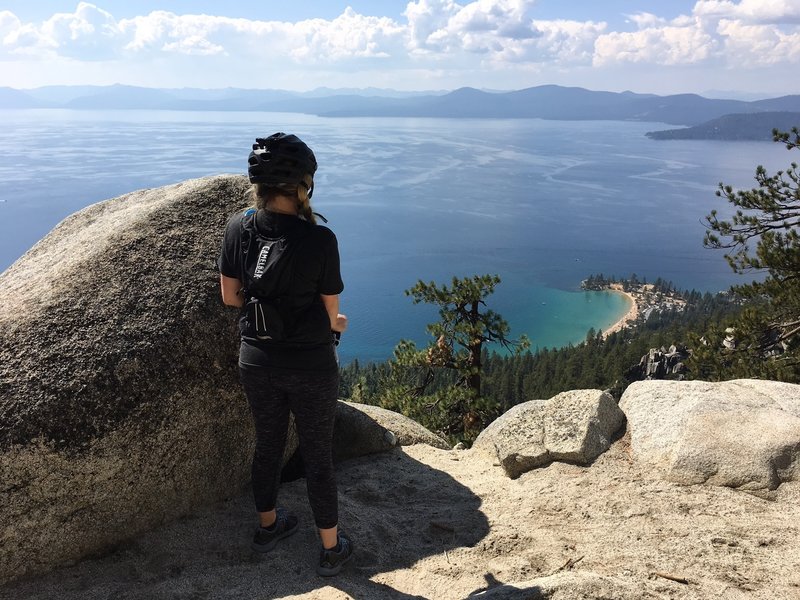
[0,448,489,600]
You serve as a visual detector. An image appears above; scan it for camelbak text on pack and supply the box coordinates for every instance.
[239,209,311,341]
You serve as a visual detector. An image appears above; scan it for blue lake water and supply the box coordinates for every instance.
[0,110,791,362]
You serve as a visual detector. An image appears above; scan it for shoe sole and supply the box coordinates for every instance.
[250,522,299,553]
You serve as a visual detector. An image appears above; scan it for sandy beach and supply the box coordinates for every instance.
[602,285,639,337]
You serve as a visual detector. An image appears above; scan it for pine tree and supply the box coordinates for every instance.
[384,274,529,441]
[695,127,800,380]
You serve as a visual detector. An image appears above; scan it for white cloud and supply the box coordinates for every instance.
[695,0,800,65]
[403,0,604,66]
[161,35,225,57]
[0,1,799,92]
[528,19,606,64]
[1,4,405,63]
[625,12,667,29]
[119,12,258,57]
[0,10,21,42]
[0,10,49,56]
[290,8,405,61]
[40,2,123,59]
[406,0,541,54]
[594,17,716,66]
[693,0,800,24]
[717,17,800,63]
[596,2,800,67]
[405,0,462,53]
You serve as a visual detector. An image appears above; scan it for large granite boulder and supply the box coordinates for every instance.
[0,175,434,583]
[473,390,625,479]
[620,379,800,491]
[0,175,255,582]
[335,401,450,461]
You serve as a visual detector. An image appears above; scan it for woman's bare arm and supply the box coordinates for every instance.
[321,294,348,332]
[220,274,245,308]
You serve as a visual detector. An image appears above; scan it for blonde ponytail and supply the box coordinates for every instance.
[296,174,317,225]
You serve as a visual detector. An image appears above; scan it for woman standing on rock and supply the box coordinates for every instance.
[217,132,352,576]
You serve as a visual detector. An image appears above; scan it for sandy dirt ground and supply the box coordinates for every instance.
[2,437,800,600]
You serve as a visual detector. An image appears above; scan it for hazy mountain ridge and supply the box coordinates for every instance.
[2,84,799,126]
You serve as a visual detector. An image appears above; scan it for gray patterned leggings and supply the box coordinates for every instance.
[239,366,340,529]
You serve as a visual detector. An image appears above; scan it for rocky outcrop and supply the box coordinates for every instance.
[335,402,450,462]
[0,175,257,582]
[620,379,800,492]
[0,175,447,583]
[473,390,625,479]
[629,345,689,380]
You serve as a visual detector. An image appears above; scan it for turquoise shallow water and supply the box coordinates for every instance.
[340,267,632,360]
[0,109,789,363]
[501,287,631,352]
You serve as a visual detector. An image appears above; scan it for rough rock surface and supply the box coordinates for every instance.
[620,379,800,492]
[0,175,431,583]
[335,401,450,461]
[0,175,258,583]
[473,389,625,478]
[630,344,689,379]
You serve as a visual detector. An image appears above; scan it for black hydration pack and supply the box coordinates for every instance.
[239,209,311,342]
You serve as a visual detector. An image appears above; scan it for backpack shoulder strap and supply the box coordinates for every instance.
[240,211,314,300]
[240,208,257,251]
[239,209,258,293]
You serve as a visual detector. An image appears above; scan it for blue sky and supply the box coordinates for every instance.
[1,1,798,96]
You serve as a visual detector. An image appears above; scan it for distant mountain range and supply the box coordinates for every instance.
[2,84,800,128]
[646,112,800,141]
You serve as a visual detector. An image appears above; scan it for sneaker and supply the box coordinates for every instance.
[317,532,354,576]
[251,508,299,553]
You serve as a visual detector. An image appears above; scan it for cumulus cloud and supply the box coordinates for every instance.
[717,17,800,63]
[40,2,123,59]
[119,13,259,57]
[693,0,800,24]
[1,3,405,63]
[0,10,21,40]
[695,0,800,65]
[290,8,405,61]
[529,19,606,64]
[0,0,602,69]
[405,0,462,53]
[594,17,716,66]
[406,0,542,54]
[595,1,800,67]
[403,0,606,66]
[625,12,667,29]
[0,10,49,56]
[0,0,799,88]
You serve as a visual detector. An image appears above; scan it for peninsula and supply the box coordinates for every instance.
[582,274,688,337]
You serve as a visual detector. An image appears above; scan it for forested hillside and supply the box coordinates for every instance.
[339,284,740,413]
[646,111,800,140]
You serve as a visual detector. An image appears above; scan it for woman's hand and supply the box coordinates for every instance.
[321,294,347,333]
[333,313,348,333]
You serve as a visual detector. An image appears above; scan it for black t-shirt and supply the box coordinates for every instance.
[218,209,344,371]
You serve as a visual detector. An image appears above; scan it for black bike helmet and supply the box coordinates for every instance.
[247,132,317,197]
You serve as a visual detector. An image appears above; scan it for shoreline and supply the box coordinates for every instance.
[602,286,639,337]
